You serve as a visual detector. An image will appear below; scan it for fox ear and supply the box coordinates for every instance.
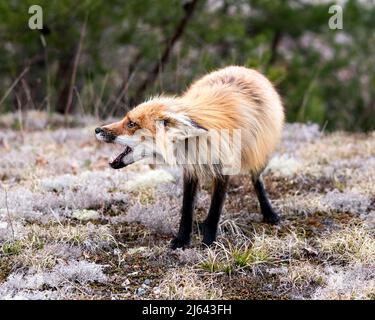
[158,112,207,139]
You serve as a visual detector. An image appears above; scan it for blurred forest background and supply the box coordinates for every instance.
[0,0,374,131]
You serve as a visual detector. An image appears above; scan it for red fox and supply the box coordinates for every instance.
[96,66,284,249]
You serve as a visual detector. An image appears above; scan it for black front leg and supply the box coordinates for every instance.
[170,172,198,249]
[201,175,229,246]
[252,175,280,224]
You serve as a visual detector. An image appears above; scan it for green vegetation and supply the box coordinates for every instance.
[0,0,374,131]
[1,240,23,256]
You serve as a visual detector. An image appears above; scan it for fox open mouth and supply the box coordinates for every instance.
[109,145,133,169]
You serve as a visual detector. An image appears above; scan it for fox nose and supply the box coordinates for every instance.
[95,127,103,134]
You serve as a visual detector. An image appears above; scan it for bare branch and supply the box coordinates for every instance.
[133,0,200,103]
[0,67,30,110]
[64,16,87,116]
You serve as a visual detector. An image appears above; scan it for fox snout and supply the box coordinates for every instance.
[95,127,116,143]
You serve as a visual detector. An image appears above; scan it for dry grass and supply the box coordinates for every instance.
[312,265,375,300]
[158,268,222,300]
[0,112,374,299]
[318,224,375,265]
[198,230,308,275]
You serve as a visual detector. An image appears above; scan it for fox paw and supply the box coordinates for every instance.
[263,212,280,225]
[170,237,190,250]
[202,235,216,247]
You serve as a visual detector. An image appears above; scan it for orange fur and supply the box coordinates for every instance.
[100,66,284,176]
[179,66,285,174]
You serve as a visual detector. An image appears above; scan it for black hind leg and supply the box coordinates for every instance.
[200,175,229,246]
[252,174,280,224]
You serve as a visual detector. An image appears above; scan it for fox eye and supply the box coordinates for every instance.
[127,121,136,129]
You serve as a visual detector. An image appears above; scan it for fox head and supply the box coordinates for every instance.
[95,97,207,169]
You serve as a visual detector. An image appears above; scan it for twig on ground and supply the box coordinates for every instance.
[3,186,15,242]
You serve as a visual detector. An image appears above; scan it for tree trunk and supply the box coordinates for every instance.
[56,51,75,114]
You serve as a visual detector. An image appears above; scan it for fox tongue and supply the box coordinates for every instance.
[109,151,126,169]
[109,146,132,169]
